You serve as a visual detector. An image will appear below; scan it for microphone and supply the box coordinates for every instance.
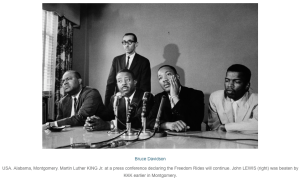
[109,92,122,134]
[142,92,151,102]
[123,102,138,138]
[113,92,122,110]
[127,102,137,123]
[154,95,167,130]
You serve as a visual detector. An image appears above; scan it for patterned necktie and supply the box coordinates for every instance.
[118,97,127,129]
[126,56,130,69]
[73,97,78,114]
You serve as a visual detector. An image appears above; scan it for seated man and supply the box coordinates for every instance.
[43,70,105,128]
[84,69,153,131]
[208,64,258,132]
[147,65,204,132]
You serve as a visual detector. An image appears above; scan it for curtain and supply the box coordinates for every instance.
[42,10,58,120]
[54,16,74,118]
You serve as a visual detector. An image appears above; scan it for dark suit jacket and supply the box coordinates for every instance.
[104,53,151,106]
[100,88,154,130]
[56,86,105,127]
[147,86,204,131]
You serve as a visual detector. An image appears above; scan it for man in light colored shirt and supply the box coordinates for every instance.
[104,33,151,107]
[85,69,153,131]
[208,64,258,132]
[43,70,105,128]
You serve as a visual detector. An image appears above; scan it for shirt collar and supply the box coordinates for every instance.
[72,88,82,100]
[125,90,136,103]
[126,52,136,58]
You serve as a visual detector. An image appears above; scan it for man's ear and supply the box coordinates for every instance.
[135,42,138,48]
[134,80,137,86]
[176,74,180,80]
[78,78,82,85]
[246,82,250,90]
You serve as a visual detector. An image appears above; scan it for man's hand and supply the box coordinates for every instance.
[162,120,190,132]
[169,75,180,97]
[218,124,226,132]
[84,115,110,132]
[169,75,180,105]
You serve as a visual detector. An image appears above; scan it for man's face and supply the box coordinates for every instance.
[122,35,137,54]
[224,71,248,101]
[158,67,178,92]
[116,72,136,97]
[61,72,81,95]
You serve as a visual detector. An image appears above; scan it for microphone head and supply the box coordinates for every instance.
[127,102,138,121]
[161,95,167,102]
[115,92,122,99]
[142,92,151,101]
[130,102,138,109]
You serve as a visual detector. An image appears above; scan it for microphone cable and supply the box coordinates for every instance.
[55,130,128,149]
[166,131,258,141]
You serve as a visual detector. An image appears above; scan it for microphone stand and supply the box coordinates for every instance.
[122,102,138,140]
[153,95,167,137]
[139,99,152,137]
[108,94,121,134]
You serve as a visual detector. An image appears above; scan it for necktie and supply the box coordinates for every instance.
[118,97,127,129]
[74,97,78,114]
[126,56,130,69]
[170,97,175,108]
[230,101,236,122]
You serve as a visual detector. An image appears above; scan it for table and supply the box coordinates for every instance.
[42,127,258,149]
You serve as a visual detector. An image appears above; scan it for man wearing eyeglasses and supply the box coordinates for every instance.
[104,33,151,107]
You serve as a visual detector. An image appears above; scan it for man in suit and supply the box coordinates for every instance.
[208,64,258,132]
[85,69,153,131]
[43,70,106,128]
[147,65,204,132]
[104,33,151,107]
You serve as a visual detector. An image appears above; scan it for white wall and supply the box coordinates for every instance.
[73,4,258,122]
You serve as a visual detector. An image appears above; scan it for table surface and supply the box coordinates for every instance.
[42,127,258,149]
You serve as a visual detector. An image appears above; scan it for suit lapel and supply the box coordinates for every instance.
[236,92,250,122]
[118,54,126,69]
[64,96,72,117]
[129,53,139,70]
[222,95,235,123]
[131,89,141,106]
[75,87,86,113]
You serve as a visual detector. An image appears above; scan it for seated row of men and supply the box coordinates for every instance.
[44,63,257,132]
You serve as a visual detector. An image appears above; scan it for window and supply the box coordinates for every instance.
[42,10,58,119]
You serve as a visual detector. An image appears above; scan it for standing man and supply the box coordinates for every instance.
[147,65,204,132]
[208,64,258,132]
[104,33,151,107]
[43,70,105,128]
[85,69,153,131]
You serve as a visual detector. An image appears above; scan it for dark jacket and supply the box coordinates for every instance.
[56,86,105,127]
[147,86,204,131]
[100,88,154,130]
[104,53,151,106]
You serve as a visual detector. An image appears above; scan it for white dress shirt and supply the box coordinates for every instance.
[125,52,136,69]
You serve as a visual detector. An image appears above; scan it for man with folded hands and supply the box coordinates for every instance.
[84,69,153,131]
[43,70,105,129]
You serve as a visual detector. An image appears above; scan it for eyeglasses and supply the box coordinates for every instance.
[121,40,136,45]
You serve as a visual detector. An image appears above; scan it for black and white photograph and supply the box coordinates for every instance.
[1,1,300,180]
[42,3,258,149]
